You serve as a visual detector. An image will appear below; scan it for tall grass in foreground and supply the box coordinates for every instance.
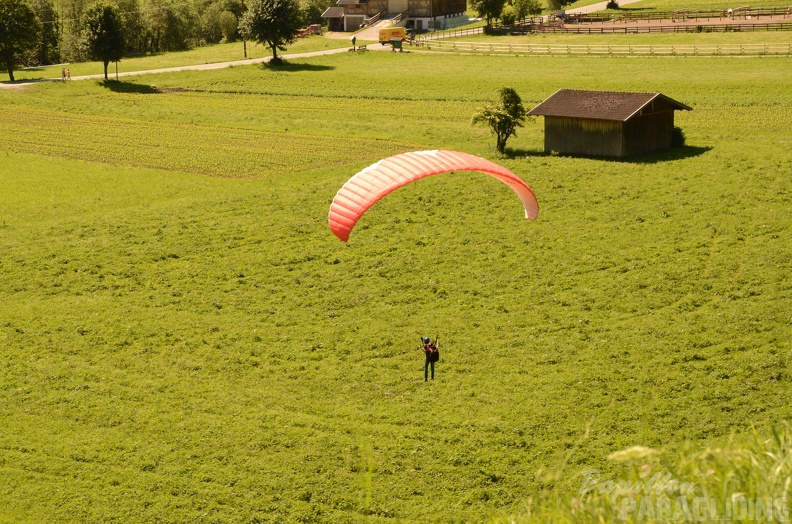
[493,425,792,522]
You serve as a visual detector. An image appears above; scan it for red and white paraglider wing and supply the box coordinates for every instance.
[328,150,539,242]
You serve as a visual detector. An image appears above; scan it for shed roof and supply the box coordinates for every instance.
[321,6,345,17]
[527,89,691,122]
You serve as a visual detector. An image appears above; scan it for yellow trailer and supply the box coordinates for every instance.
[378,27,406,45]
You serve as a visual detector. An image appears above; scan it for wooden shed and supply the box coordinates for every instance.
[527,89,692,158]
[320,6,346,31]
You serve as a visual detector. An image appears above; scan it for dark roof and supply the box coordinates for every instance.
[321,6,345,17]
[527,89,692,121]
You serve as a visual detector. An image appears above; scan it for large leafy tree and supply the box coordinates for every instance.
[144,0,199,53]
[300,0,333,25]
[200,1,238,43]
[546,0,573,11]
[59,0,90,61]
[238,0,302,63]
[470,0,507,26]
[472,87,528,154]
[0,0,42,81]
[83,0,125,80]
[30,0,59,65]
[513,0,543,20]
[114,0,146,55]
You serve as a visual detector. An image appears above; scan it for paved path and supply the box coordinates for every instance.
[565,0,645,15]
[0,46,354,89]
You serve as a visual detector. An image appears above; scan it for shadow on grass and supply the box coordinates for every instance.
[622,145,713,163]
[260,60,334,72]
[502,147,546,159]
[502,145,712,162]
[98,80,162,94]
[2,76,67,85]
[614,6,657,12]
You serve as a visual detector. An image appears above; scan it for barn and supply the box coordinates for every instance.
[527,89,692,158]
[321,0,467,32]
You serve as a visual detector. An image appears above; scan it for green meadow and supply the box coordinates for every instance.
[2,47,792,522]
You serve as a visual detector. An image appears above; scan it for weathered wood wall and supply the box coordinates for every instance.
[544,117,624,157]
[623,111,675,156]
[543,110,676,157]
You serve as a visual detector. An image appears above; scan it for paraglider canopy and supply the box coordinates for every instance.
[328,150,539,242]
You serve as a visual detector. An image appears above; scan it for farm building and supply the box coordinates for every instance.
[527,89,692,158]
[321,0,467,32]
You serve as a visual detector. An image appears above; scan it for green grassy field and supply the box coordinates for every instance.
[443,30,792,45]
[601,0,790,12]
[1,48,791,523]
[0,36,351,83]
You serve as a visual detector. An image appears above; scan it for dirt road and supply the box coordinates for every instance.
[0,46,353,88]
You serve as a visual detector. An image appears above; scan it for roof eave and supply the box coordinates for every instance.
[623,93,693,121]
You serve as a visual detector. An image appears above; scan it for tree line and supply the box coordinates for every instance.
[1,0,334,80]
[470,0,573,28]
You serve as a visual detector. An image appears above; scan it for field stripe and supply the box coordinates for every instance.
[1,106,415,179]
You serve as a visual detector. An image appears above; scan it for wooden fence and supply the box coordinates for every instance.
[416,26,485,41]
[421,41,792,55]
[549,5,791,23]
[414,21,792,40]
[535,21,792,33]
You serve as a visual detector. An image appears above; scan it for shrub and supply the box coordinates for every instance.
[672,126,686,147]
[501,5,516,25]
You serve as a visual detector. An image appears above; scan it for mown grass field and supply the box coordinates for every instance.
[0,36,351,83]
[444,30,792,45]
[604,0,790,12]
[1,47,792,522]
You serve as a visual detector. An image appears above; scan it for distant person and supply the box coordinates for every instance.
[420,336,439,381]
[351,35,356,50]
[61,68,66,82]
[66,69,71,80]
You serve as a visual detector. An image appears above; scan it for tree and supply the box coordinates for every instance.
[201,1,227,43]
[114,0,147,55]
[238,0,302,63]
[0,0,42,81]
[300,0,334,25]
[546,0,573,11]
[472,87,528,154]
[30,0,59,65]
[513,0,543,20]
[470,0,507,26]
[59,0,90,61]
[218,10,238,41]
[83,0,125,80]
[144,0,199,53]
